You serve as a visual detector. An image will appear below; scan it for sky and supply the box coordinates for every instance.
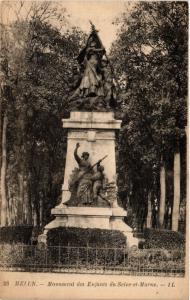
[0,0,134,51]
[62,1,132,50]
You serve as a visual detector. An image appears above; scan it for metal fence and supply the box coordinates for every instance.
[0,244,185,276]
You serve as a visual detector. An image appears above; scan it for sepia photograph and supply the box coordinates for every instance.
[0,1,188,299]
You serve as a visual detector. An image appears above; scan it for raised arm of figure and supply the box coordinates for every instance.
[74,143,81,165]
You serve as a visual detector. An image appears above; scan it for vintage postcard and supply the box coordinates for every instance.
[0,1,188,299]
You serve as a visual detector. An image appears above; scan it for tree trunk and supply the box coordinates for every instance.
[31,201,37,226]
[13,196,17,225]
[39,199,43,227]
[16,104,26,224]
[22,177,31,224]
[159,161,166,228]
[33,210,38,227]
[18,172,24,224]
[0,113,8,226]
[146,192,152,228]
[24,179,32,225]
[172,152,180,231]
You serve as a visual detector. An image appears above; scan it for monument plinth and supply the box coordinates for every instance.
[61,111,120,206]
[39,111,138,247]
[38,24,139,248]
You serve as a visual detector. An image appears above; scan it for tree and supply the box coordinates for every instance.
[0,49,14,226]
[172,151,180,231]
[111,2,187,230]
[0,111,8,226]
[0,1,86,226]
[159,159,166,228]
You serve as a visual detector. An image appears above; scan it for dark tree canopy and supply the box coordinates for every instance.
[0,11,87,226]
[110,1,187,227]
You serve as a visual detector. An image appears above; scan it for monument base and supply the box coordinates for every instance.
[38,206,139,248]
[38,111,140,249]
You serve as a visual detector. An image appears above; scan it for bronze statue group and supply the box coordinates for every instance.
[67,143,110,207]
[69,24,117,109]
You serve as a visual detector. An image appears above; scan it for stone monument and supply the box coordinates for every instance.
[38,24,139,248]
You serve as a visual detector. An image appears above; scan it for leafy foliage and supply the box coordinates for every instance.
[47,227,126,247]
[0,226,33,244]
[143,228,185,250]
[1,10,86,226]
[111,2,187,226]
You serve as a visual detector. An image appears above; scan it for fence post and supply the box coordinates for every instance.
[45,246,48,270]
[123,246,126,270]
[67,242,70,267]
[114,247,116,271]
[138,250,140,274]
[77,247,79,269]
[34,246,36,271]
[58,245,61,268]
[21,245,24,269]
[95,246,97,268]
[104,244,108,270]
[86,242,89,268]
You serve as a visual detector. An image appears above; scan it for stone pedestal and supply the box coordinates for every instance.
[61,111,120,206]
[38,111,139,248]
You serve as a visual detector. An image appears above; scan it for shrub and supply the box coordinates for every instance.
[143,228,185,250]
[0,226,36,244]
[47,227,126,248]
[47,228,127,266]
[0,243,27,267]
